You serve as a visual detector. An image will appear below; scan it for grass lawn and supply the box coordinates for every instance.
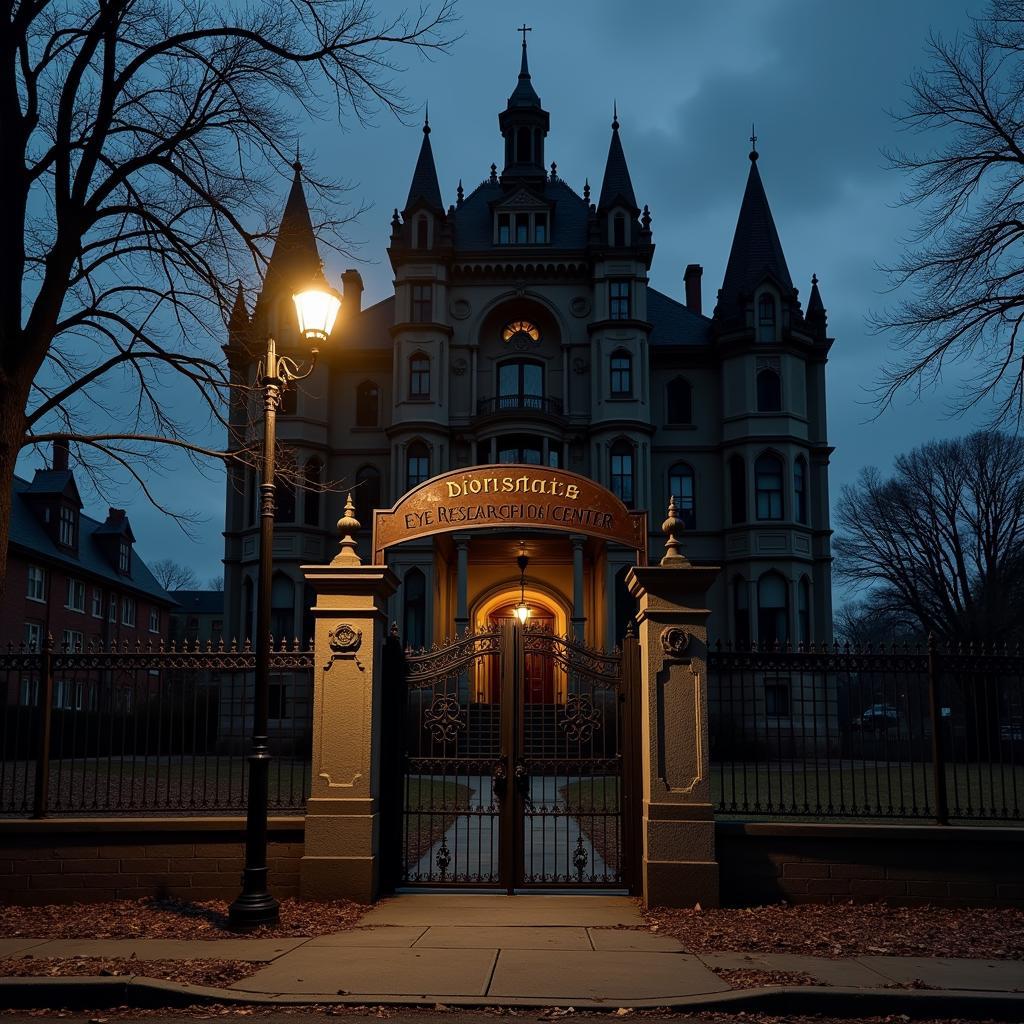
[403,776,475,866]
[560,777,620,871]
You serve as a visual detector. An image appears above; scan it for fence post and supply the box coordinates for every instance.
[32,634,55,819]
[927,633,949,825]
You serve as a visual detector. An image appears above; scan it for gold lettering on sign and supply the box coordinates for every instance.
[446,475,581,500]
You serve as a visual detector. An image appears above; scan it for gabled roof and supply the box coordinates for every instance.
[717,151,793,319]
[597,112,638,213]
[170,589,224,616]
[258,162,322,305]
[342,295,395,351]
[405,120,444,212]
[24,469,81,506]
[647,287,713,346]
[9,476,174,605]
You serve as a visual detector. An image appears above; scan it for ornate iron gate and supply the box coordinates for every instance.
[390,622,640,892]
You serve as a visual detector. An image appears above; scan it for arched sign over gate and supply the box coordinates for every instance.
[372,464,648,563]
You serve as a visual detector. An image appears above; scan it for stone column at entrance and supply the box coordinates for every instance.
[300,497,398,902]
[626,498,720,907]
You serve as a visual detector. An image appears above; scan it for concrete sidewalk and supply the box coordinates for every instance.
[2,895,1023,1013]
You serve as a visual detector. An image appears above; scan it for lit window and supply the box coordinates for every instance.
[59,505,76,546]
[610,351,632,396]
[610,440,634,507]
[65,578,85,612]
[668,463,696,530]
[409,355,430,399]
[758,293,777,342]
[502,320,541,343]
[27,565,45,602]
[406,442,430,489]
[755,454,784,521]
[609,280,631,320]
[122,596,136,627]
[411,284,432,323]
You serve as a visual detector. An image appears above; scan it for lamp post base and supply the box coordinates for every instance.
[228,887,280,930]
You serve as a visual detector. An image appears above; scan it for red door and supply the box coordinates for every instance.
[488,606,556,703]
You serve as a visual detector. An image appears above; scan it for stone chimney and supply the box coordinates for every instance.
[52,438,69,471]
[105,508,127,527]
[342,269,363,315]
[684,264,703,315]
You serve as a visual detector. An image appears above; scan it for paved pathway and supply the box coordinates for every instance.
[5,895,1024,1008]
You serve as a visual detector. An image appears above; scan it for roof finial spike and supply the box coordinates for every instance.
[749,122,758,162]
[811,272,818,286]
[583,178,590,203]
[518,22,532,75]
[293,138,302,174]
[423,101,430,135]
[612,99,619,132]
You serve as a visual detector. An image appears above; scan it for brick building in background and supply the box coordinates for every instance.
[2,441,175,678]
[167,590,225,648]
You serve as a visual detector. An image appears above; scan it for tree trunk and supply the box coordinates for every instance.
[0,368,33,597]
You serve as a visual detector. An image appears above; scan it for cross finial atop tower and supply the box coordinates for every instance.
[518,23,532,46]
[749,123,759,162]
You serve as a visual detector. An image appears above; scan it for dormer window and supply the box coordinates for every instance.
[415,217,429,249]
[613,214,626,247]
[118,540,131,575]
[534,213,547,243]
[495,210,549,245]
[58,504,77,547]
[498,213,511,244]
[758,293,777,342]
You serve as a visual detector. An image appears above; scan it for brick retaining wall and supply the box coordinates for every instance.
[717,821,1024,907]
[0,818,304,905]
[2,818,1022,907]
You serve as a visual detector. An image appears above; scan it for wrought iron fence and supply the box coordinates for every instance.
[708,640,1024,822]
[0,638,314,816]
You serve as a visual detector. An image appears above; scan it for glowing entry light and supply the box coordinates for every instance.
[514,543,530,625]
[514,600,531,625]
[293,277,342,343]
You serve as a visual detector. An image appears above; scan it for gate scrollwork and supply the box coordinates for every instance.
[423,693,466,743]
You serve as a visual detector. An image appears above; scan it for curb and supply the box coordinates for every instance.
[2,978,1024,1019]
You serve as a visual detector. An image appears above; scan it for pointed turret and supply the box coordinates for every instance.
[405,112,443,213]
[716,145,794,322]
[227,283,249,342]
[498,29,549,184]
[259,159,322,306]
[806,273,828,340]
[597,105,639,213]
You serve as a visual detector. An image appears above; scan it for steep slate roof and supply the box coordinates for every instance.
[9,476,174,605]
[343,295,395,350]
[24,469,80,503]
[405,121,444,212]
[453,178,590,251]
[170,590,224,616]
[597,114,638,213]
[258,162,322,304]
[717,152,793,319]
[647,287,713,346]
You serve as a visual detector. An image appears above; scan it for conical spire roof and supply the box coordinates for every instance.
[260,160,322,301]
[807,273,825,317]
[508,35,541,108]
[717,149,793,319]
[405,113,443,211]
[228,282,248,328]
[597,107,638,213]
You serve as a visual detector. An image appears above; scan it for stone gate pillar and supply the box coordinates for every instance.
[300,497,398,902]
[626,499,720,907]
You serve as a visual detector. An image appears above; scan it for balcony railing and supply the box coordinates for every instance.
[476,394,564,417]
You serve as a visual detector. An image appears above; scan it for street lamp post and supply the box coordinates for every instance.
[229,271,341,930]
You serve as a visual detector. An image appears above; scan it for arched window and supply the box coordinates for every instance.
[798,576,811,647]
[758,572,788,647]
[666,377,692,423]
[406,441,429,490]
[757,368,782,412]
[303,458,322,526]
[614,566,638,644]
[403,567,426,650]
[270,573,295,642]
[729,455,746,524]
[755,453,784,521]
[794,456,808,524]
[498,360,544,409]
[668,463,696,530]
[243,577,254,641]
[415,216,429,249]
[353,465,381,529]
[516,125,532,163]
[274,469,296,523]
[733,577,750,646]
[610,350,632,396]
[409,354,430,399]
[613,214,626,247]
[610,440,634,507]
[356,381,379,427]
[758,293,777,342]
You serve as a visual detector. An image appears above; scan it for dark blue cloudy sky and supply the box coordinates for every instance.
[18,0,989,600]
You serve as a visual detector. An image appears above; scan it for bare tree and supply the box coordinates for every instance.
[0,0,458,584]
[833,600,921,648]
[874,1,1024,424]
[834,430,1024,645]
[150,558,199,591]
[208,574,224,592]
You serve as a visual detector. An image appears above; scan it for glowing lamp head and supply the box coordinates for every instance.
[514,601,531,625]
[292,278,342,344]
